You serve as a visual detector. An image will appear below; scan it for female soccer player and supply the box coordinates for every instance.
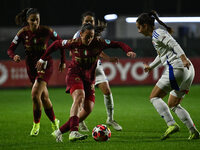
[136,10,199,140]
[7,8,66,136]
[36,23,136,142]
[73,11,122,132]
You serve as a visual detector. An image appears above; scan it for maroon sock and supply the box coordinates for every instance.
[59,118,71,134]
[70,116,79,131]
[33,109,41,123]
[44,107,56,122]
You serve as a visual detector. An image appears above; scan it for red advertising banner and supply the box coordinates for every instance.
[0,58,200,88]
[102,58,200,85]
[0,60,67,88]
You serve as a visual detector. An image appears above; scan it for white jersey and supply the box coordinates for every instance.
[150,28,185,69]
[150,28,195,98]
[73,30,108,85]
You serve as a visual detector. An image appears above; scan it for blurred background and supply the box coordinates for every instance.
[0,0,200,87]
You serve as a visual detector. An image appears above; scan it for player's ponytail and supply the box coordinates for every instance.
[95,21,107,37]
[15,8,39,27]
[149,10,174,34]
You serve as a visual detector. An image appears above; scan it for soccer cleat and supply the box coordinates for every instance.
[51,118,60,132]
[106,119,122,131]
[188,130,200,140]
[51,129,63,142]
[79,121,89,132]
[160,123,180,140]
[30,122,40,136]
[69,131,88,142]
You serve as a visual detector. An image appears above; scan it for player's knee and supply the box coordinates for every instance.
[41,96,49,103]
[84,105,93,114]
[32,91,40,102]
[101,86,111,95]
[168,101,178,108]
[103,89,111,95]
[149,95,154,101]
[75,94,85,105]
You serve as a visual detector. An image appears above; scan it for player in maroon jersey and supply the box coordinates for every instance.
[36,23,136,142]
[7,8,66,136]
[74,11,122,132]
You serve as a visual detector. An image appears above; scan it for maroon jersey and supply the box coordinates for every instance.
[7,25,65,83]
[41,38,133,82]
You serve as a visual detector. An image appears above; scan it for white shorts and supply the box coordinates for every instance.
[156,62,195,98]
[95,60,108,85]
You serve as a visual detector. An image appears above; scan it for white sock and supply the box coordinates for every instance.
[151,97,175,126]
[171,104,196,132]
[55,129,62,136]
[104,94,114,121]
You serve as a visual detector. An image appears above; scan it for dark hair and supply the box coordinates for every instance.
[81,11,106,37]
[81,11,96,22]
[95,24,106,37]
[137,10,173,34]
[80,23,95,33]
[15,8,39,26]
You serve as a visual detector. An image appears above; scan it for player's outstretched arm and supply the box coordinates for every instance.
[100,51,119,64]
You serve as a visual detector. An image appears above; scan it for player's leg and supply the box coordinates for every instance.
[169,64,199,140]
[41,85,59,132]
[30,80,45,136]
[150,85,180,140]
[68,89,88,141]
[98,81,122,131]
[79,99,94,132]
[52,89,88,142]
[169,94,199,140]
[95,64,122,131]
[78,81,95,132]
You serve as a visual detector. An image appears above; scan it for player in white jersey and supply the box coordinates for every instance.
[72,11,122,131]
[136,10,199,140]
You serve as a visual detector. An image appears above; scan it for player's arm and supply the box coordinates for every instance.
[165,37,190,69]
[99,51,119,63]
[145,55,161,72]
[37,40,66,71]
[158,30,190,69]
[102,39,136,58]
[49,27,66,71]
[7,30,23,63]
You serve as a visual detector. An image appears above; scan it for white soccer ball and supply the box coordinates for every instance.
[92,124,111,141]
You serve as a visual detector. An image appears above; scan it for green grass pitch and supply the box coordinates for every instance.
[0,85,200,150]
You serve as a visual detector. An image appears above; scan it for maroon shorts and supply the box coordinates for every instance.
[26,59,53,84]
[65,73,95,102]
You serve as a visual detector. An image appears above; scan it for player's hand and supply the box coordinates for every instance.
[180,54,191,70]
[59,63,66,72]
[13,55,21,63]
[182,59,191,70]
[144,63,151,72]
[127,51,136,58]
[109,57,119,64]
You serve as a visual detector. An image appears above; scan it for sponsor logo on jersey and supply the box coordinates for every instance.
[53,31,57,37]
[105,39,111,44]
[75,77,80,81]
[74,48,78,54]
